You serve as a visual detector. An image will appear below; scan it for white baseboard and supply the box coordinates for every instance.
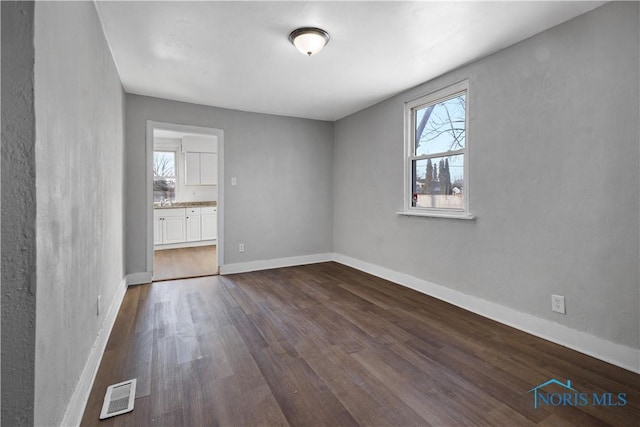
[126,271,153,286]
[220,253,333,275]
[333,253,640,374]
[60,277,128,426]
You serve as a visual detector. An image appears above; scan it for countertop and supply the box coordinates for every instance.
[153,201,217,209]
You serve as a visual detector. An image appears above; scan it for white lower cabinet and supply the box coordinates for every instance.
[201,207,217,240]
[186,208,202,242]
[153,218,163,245]
[154,205,217,247]
[154,208,186,245]
[163,216,186,244]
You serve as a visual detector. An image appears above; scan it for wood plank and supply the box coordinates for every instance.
[208,324,290,426]
[122,330,153,398]
[249,345,360,427]
[304,344,428,426]
[351,348,463,426]
[150,334,184,416]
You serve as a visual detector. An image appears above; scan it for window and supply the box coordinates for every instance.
[153,151,177,202]
[402,80,472,219]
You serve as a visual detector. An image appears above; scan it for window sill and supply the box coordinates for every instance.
[396,210,476,220]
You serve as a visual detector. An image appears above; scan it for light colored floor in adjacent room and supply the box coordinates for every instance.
[153,245,217,281]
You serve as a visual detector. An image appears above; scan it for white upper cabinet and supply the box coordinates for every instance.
[182,136,218,186]
[200,153,217,185]
[184,152,201,185]
[184,152,217,185]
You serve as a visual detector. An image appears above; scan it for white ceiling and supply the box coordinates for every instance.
[95,1,605,121]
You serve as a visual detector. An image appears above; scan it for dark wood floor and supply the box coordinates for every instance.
[81,262,639,426]
[153,245,217,281]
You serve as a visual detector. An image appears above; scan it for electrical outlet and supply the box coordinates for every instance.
[231,177,237,186]
[551,294,565,314]
[239,243,245,253]
[97,295,102,316]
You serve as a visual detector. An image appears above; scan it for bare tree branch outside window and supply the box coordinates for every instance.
[416,95,465,153]
[153,151,176,202]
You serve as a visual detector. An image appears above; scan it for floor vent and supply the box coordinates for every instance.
[100,379,137,420]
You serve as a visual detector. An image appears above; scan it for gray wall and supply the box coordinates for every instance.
[125,95,334,274]
[33,2,125,426]
[1,2,37,425]
[333,2,639,349]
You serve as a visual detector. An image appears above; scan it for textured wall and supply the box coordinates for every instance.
[33,2,125,425]
[1,2,37,425]
[333,2,639,349]
[125,95,334,274]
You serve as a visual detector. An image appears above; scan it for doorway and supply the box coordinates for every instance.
[146,121,224,281]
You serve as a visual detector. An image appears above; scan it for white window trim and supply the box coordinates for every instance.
[398,79,475,220]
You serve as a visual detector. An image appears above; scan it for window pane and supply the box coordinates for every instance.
[153,151,176,202]
[153,151,175,178]
[154,178,176,202]
[415,94,466,156]
[412,154,464,209]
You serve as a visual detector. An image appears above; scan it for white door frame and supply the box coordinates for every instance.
[146,120,225,277]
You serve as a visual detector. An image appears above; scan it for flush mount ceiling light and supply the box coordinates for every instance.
[288,27,330,56]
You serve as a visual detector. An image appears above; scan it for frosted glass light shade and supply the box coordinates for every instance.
[288,27,330,56]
